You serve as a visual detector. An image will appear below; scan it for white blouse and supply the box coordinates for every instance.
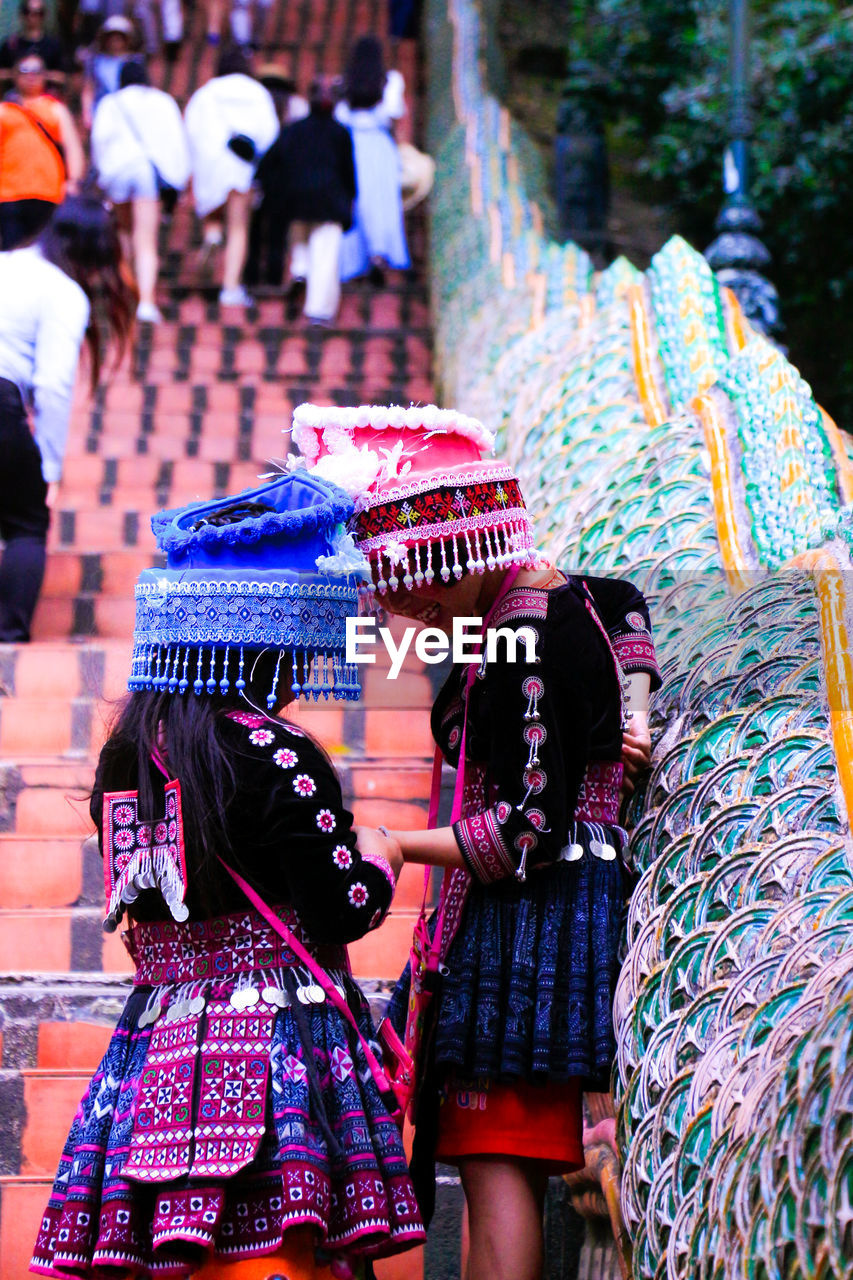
[0,246,89,483]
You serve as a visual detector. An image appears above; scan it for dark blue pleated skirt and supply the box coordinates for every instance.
[434,851,626,1086]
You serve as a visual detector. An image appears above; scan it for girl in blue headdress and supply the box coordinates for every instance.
[30,475,425,1280]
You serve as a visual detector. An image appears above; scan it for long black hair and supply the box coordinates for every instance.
[342,34,386,110]
[91,648,294,918]
[38,194,134,390]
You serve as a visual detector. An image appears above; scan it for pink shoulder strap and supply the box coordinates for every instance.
[217,857,391,1088]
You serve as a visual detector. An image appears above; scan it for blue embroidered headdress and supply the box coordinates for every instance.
[129,472,368,703]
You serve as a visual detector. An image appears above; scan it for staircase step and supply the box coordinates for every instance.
[0,837,84,909]
[0,1177,54,1280]
[0,699,77,758]
[20,1070,87,1176]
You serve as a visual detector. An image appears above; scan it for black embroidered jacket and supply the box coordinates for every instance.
[432,575,660,884]
[93,711,395,944]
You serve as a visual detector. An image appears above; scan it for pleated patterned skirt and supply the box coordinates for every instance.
[31,910,424,1278]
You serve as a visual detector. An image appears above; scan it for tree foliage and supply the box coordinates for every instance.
[579,0,853,427]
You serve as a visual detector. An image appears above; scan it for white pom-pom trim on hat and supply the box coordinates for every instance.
[291,402,496,458]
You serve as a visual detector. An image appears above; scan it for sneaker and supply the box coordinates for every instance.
[219,286,252,307]
[136,301,163,325]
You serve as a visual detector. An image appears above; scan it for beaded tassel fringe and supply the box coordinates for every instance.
[128,643,361,702]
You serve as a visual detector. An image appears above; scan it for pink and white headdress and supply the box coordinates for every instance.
[291,403,538,592]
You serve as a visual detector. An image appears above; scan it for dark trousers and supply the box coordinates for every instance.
[0,379,49,642]
[245,197,287,288]
[0,199,56,251]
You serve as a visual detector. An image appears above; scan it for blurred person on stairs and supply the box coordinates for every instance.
[335,34,409,285]
[256,74,356,322]
[0,195,132,642]
[91,59,191,324]
[184,45,278,307]
[0,0,70,92]
[0,52,84,250]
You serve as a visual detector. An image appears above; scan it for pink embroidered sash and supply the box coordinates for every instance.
[126,908,348,985]
[573,759,623,824]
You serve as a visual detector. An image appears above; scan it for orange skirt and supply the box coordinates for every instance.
[436,1076,584,1171]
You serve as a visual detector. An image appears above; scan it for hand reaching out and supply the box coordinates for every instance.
[354,825,404,881]
[621,710,651,798]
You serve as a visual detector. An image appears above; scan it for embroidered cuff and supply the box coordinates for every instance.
[611,632,661,686]
[453,808,517,884]
[359,847,397,898]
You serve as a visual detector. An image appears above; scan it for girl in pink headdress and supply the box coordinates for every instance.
[295,402,659,1280]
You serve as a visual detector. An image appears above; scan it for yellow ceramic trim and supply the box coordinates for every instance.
[792,548,853,826]
[820,406,853,505]
[720,286,750,353]
[628,284,667,426]
[692,391,750,585]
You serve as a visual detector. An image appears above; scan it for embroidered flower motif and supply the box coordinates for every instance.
[136,825,152,846]
[523,767,547,794]
[515,831,538,854]
[527,808,547,830]
[626,610,647,632]
[249,729,276,746]
[316,809,336,832]
[168,821,177,841]
[521,676,545,699]
[447,726,462,751]
[293,774,316,797]
[154,822,168,844]
[114,828,134,850]
[348,882,368,907]
[167,795,177,818]
[114,804,135,826]
[273,748,298,769]
[332,844,353,869]
[495,801,512,823]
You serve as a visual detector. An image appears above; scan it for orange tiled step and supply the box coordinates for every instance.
[0,1177,55,1280]
[0,697,86,758]
[0,641,132,700]
[20,1069,87,1176]
[0,836,86,909]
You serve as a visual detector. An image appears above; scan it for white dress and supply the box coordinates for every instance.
[184,73,279,218]
[92,84,191,203]
[335,71,410,279]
